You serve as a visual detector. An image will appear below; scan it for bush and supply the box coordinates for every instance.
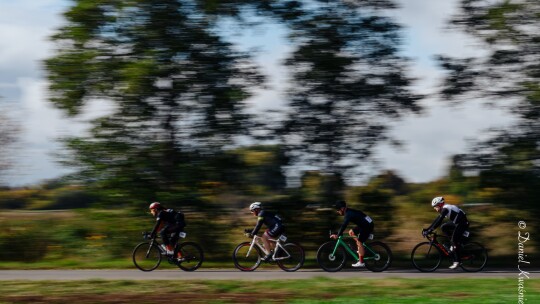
[0,229,50,262]
[45,190,98,209]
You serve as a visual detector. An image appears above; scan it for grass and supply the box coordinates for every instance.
[0,278,538,303]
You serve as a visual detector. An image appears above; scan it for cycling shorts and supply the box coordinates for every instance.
[352,221,374,243]
[265,224,284,238]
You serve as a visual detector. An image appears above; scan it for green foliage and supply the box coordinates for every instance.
[439,0,540,231]
[272,1,422,184]
[0,278,536,304]
[0,224,51,262]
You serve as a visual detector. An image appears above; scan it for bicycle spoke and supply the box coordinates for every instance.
[132,242,161,272]
[177,242,204,271]
[317,241,346,272]
[364,241,392,272]
[276,243,305,272]
[460,242,488,272]
[411,242,442,272]
[233,242,262,271]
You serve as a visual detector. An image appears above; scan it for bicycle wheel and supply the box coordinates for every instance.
[233,242,263,271]
[364,241,392,272]
[132,242,162,272]
[316,241,347,272]
[460,242,488,272]
[177,242,204,271]
[276,243,305,272]
[411,242,442,272]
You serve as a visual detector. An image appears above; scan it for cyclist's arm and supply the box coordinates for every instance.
[336,215,351,236]
[251,217,264,236]
[150,218,163,237]
[427,209,448,231]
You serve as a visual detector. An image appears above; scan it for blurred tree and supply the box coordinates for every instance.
[349,171,407,236]
[272,0,423,189]
[45,0,263,202]
[438,0,540,214]
[0,105,19,186]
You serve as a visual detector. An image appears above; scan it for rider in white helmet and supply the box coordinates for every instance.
[248,202,284,261]
[423,196,470,269]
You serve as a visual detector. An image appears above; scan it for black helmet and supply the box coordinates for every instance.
[333,200,346,210]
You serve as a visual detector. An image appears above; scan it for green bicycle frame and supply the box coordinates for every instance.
[332,235,378,261]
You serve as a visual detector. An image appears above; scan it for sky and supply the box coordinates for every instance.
[0,0,517,186]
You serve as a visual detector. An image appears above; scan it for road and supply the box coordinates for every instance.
[0,268,533,281]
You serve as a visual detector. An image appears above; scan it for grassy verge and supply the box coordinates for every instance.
[0,278,538,303]
[0,255,516,270]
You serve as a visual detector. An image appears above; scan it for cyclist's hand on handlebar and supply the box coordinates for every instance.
[330,234,338,240]
[422,228,432,237]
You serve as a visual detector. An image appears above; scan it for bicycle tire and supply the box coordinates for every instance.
[132,242,162,272]
[364,241,392,272]
[276,243,305,272]
[460,242,488,272]
[177,242,204,271]
[233,242,263,271]
[316,241,347,272]
[411,242,442,272]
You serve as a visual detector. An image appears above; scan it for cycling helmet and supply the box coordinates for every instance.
[249,202,262,212]
[431,197,445,207]
[149,202,162,210]
[333,200,347,210]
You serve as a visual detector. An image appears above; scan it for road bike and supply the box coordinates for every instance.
[132,231,204,272]
[411,231,488,272]
[316,232,392,272]
[232,230,305,272]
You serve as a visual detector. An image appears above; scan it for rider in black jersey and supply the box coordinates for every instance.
[248,202,284,261]
[330,200,374,268]
[149,202,186,257]
[423,196,470,269]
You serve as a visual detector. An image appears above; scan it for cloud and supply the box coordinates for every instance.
[376,99,517,183]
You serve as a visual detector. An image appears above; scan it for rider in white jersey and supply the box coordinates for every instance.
[423,196,469,269]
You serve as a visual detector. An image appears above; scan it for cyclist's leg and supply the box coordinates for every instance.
[262,229,276,256]
[168,224,184,257]
[263,225,283,258]
[441,222,455,238]
[356,222,374,261]
[160,224,174,253]
[349,226,365,265]
[451,222,469,262]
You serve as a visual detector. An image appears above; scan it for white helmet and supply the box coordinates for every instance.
[431,196,445,207]
[249,202,262,211]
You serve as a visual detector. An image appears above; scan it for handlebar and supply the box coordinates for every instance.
[422,230,438,240]
[243,228,253,238]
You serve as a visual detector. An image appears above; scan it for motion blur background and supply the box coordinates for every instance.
[0,0,537,266]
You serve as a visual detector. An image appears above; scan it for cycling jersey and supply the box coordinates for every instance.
[337,208,374,238]
[150,209,186,246]
[427,204,468,231]
[251,210,283,236]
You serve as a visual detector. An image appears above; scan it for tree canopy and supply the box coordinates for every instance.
[45,0,421,202]
[439,0,540,212]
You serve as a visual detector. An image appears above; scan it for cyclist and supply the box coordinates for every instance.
[248,202,284,261]
[330,200,374,267]
[149,202,186,257]
[423,196,470,269]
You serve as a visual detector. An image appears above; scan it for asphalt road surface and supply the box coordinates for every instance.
[0,268,533,281]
